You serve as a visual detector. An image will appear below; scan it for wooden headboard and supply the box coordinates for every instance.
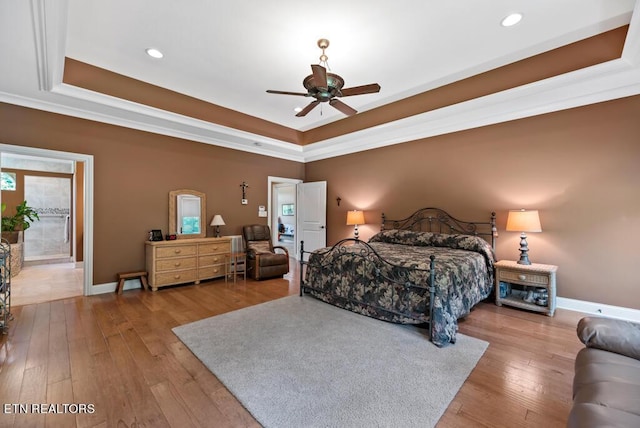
[381,207,498,250]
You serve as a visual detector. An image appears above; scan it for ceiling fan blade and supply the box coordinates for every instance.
[329,99,357,116]
[311,64,328,90]
[295,100,321,117]
[266,90,309,96]
[339,83,381,97]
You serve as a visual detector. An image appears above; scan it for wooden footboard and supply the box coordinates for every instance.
[299,239,437,340]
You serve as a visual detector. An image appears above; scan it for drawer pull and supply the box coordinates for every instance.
[213,257,219,262]
[174,249,181,254]
[174,262,181,267]
[518,274,526,281]
[174,275,181,279]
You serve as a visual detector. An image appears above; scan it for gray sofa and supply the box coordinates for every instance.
[568,316,640,427]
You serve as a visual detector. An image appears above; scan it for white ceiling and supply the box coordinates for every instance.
[1,0,639,162]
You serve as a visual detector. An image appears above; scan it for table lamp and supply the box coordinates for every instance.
[210,214,226,237]
[346,210,365,240]
[506,209,542,265]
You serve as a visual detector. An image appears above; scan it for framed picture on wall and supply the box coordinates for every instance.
[282,204,294,216]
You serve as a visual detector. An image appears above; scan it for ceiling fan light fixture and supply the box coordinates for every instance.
[145,48,164,59]
[501,13,523,27]
[266,38,380,117]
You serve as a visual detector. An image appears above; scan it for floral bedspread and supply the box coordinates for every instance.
[304,230,495,346]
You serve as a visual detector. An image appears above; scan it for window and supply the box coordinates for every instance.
[1,172,16,191]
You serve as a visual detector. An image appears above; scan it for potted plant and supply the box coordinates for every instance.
[1,200,40,244]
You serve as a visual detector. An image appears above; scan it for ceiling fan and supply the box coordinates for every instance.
[266,39,381,117]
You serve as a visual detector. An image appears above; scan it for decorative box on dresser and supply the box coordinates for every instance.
[146,237,231,291]
[495,260,558,316]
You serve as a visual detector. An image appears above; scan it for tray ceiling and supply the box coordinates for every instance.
[1,0,639,162]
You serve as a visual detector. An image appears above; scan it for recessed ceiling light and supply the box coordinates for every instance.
[294,107,303,113]
[501,13,523,27]
[145,48,164,59]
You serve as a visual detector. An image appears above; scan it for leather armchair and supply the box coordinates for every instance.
[242,224,290,280]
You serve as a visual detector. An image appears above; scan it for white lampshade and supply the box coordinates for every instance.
[506,209,541,265]
[210,214,225,226]
[346,210,365,226]
[506,209,541,233]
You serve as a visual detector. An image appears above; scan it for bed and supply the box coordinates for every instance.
[299,207,497,347]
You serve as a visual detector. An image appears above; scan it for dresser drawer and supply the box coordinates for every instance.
[199,254,226,266]
[146,237,231,290]
[155,269,197,286]
[156,245,197,259]
[499,269,549,286]
[199,242,231,255]
[156,257,197,272]
[199,265,225,279]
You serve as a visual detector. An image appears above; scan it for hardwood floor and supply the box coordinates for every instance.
[0,261,585,428]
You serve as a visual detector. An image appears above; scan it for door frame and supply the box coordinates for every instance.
[268,176,302,259]
[0,143,94,296]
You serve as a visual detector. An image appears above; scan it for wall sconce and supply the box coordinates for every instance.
[346,210,365,240]
[210,214,226,237]
[506,209,542,265]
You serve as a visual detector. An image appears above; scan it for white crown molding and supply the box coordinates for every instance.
[0,86,306,162]
[17,0,640,163]
[302,58,640,161]
[29,0,68,91]
[622,0,640,65]
[52,84,306,161]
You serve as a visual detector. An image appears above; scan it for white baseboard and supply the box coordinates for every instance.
[87,282,640,323]
[557,297,640,323]
[90,278,145,295]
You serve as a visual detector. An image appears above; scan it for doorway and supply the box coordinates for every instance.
[24,175,72,263]
[274,183,296,255]
[268,177,327,261]
[268,177,302,259]
[0,144,94,304]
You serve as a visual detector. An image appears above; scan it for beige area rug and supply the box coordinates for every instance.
[173,295,488,428]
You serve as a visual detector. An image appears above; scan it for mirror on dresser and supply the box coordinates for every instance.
[169,189,206,239]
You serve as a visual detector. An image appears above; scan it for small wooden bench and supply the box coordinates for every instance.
[116,271,149,294]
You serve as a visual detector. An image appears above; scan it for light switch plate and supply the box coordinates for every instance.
[241,199,248,205]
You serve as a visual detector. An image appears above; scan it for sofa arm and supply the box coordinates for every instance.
[577,317,640,360]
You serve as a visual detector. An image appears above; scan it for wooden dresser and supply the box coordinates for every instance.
[145,237,231,291]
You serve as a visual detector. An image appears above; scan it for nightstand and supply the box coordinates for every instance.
[495,260,558,316]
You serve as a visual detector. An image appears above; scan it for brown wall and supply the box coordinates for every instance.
[305,95,640,309]
[2,94,639,309]
[0,103,305,285]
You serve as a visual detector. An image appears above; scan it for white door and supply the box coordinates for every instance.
[296,181,327,260]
